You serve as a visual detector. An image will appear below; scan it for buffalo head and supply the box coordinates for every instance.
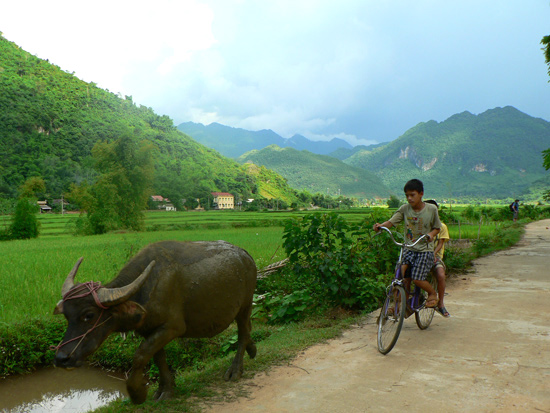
[52,258,155,368]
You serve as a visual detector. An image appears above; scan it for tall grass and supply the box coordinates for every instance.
[0,226,285,324]
[447,222,502,240]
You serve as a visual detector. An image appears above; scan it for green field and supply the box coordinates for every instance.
[1,209,375,237]
[0,224,285,324]
[0,208,504,324]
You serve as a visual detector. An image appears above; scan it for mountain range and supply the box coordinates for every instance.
[345,106,550,198]
[177,122,353,158]
[2,33,549,204]
[180,107,550,200]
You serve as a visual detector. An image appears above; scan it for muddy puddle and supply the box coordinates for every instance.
[0,365,127,412]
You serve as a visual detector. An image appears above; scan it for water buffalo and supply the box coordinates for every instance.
[52,240,257,404]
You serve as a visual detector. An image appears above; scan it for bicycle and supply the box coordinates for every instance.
[376,226,437,355]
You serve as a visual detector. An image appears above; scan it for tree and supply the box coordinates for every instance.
[9,197,40,239]
[8,177,45,239]
[70,129,155,234]
[542,35,550,79]
[19,176,46,198]
[387,194,402,208]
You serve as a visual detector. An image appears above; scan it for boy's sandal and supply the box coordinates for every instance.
[436,306,451,318]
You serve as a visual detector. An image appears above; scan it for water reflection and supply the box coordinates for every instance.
[0,365,127,412]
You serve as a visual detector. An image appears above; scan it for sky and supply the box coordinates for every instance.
[1,0,550,146]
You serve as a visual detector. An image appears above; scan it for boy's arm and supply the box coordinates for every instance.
[434,237,446,256]
[427,228,440,243]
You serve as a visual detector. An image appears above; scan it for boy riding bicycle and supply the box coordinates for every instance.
[373,179,441,308]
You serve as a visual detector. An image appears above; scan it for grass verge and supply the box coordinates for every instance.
[93,313,360,412]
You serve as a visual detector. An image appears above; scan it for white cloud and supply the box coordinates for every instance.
[1,0,550,146]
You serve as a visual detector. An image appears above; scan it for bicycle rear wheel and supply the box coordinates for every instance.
[415,274,437,329]
[377,284,406,354]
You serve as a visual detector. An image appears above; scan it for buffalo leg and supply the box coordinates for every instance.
[127,328,181,404]
[224,304,256,381]
[153,348,175,401]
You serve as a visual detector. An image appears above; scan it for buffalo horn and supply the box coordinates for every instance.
[97,260,156,307]
[61,257,84,297]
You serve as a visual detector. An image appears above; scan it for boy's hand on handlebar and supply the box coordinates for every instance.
[373,223,383,232]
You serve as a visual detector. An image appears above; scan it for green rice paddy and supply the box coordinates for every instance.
[0,208,499,324]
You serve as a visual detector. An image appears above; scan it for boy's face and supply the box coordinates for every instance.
[405,190,423,208]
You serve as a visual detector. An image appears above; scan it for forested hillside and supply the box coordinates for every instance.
[238,145,390,199]
[345,107,550,199]
[0,34,296,206]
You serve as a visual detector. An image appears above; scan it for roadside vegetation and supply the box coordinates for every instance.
[1,206,549,412]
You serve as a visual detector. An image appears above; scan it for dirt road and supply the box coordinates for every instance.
[207,219,550,412]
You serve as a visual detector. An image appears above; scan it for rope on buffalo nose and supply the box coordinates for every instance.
[50,282,112,355]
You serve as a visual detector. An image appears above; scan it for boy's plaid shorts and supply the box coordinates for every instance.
[402,250,434,281]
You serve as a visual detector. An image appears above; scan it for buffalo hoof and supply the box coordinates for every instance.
[127,380,148,405]
[153,388,174,401]
[246,343,257,358]
[224,364,243,381]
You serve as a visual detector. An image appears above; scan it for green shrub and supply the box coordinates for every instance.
[278,212,397,313]
[471,222,524,257]
[260,289,316,324]
[0,318,65,377]
[462,205,481,223]
[9,197,40,239]
[443,247,473,272]
[387,195,401,208]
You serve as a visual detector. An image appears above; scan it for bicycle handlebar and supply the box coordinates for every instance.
[375,226,429,248]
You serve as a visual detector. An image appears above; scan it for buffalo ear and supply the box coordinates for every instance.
[53,300,64,315]
[111,301,147,330]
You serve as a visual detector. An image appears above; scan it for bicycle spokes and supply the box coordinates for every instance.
[377,284,406,355]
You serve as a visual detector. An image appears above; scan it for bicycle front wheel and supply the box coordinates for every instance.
[415,274,437,329]
[377,284,406,355]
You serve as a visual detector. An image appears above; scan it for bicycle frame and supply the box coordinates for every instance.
[379,226,429,313]
[376,226,435,354]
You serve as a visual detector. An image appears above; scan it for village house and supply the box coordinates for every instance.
[37,200,52,213]
[211,192,234,209]
[150,195,176,211]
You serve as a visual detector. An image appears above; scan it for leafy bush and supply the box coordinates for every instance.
[258,290,316,324]
[277,212,397,313]
[490,206,514,222]
[0,318,65,377]
[387,195,402,208]
[471,222,524,257]
[443,246,473,273]
[461,205,481,223]
[9,197,40,239]
[520,204,550,220]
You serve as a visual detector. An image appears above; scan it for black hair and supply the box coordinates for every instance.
[403,179,424,193]
[425,199,438,208]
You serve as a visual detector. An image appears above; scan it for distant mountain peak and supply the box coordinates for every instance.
[177,122,354,158]
[344,105,550,199]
